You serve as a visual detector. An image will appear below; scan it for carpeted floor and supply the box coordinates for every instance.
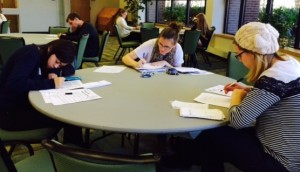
[9,34,242,172]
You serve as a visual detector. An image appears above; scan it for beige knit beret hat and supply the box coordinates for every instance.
[235,22,279,54]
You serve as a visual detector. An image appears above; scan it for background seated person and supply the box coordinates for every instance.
[122,22,183,68]
[0,6,8,33]
[191,13,211,48]
[116,8,141,42]
[0,39,83,146]
[59,12,99,57]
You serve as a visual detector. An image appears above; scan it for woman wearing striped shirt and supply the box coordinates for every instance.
[197,22,300,172]
[162,22,300,172]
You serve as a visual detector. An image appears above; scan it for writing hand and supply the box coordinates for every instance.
[136,59,147,68]
[48,73,58,79]
[54,77,65,89]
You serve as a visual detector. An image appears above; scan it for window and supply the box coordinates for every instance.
[146,0,206,26]
[225,0,300,49]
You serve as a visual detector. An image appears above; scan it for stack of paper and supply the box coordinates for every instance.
[171,100,225,120]
[194,93,231,108]
[135,63,167,73]
[174,67,212,75]
[205,85,232,97]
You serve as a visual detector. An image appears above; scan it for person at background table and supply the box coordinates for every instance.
[115,8,141,42]
[0,5,7,33]
[162,22,300,172]
[59,12,99,57]
[191,13,211,48]
[0,39,84,146]
[122,22,184,68]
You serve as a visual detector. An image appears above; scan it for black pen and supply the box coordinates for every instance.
[228,77,244,87]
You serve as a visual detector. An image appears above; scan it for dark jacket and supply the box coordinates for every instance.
[60,22,99,57]
[0,45,74,111]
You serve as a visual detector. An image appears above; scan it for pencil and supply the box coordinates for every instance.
[228,77,244,87]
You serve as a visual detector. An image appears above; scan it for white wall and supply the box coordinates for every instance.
[18,0,60,32]
[206,0,225,34]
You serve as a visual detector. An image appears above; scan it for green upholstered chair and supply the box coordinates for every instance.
[1,20,10,33]
[198,26,216,66]
[141,22,155,29]
[113,25,140,64]
[140,28,159,43]
[82,30,110,67]
[0,128,59,156]
[0,36,25,75]
[73,34,89,70]
[42,139,160,172]
[226,51,250,85]
[48,26,70,34]
[182,30,201,68]
[0,138,55,172]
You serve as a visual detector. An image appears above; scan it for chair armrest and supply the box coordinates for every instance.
[41,139,160,164]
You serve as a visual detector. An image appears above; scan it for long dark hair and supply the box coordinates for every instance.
[38,39,76,73]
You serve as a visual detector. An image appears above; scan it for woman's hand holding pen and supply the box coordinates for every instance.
[136,58,146,68]
[224,83,245,94]
[48,73,58,79]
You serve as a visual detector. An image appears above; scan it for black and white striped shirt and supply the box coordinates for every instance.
[229,57,300,171]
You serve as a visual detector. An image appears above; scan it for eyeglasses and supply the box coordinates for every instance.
[235,51,245,60]
[158,42,172,51]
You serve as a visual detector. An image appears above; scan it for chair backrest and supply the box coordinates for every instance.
[42,139,159,172]
[74,34,89,69]
[140,28,159,43]
[226,51,249,84]
[182,30,201,54]
[141,22,155,29]
[0,36,25,71]
[201,26,216,49]
[0,138,17,172]
[98,30,110,62]
[49,26,70,34]
[114,25,123,45]
[1,21,10,34]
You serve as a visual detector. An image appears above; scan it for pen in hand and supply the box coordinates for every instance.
[228,77,244,87]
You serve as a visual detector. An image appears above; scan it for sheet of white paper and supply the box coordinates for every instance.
[40,89,101,105]
[60,80,84,90]
[205,85,232,97]
[174,67,212,75]
[136,63,164,70]
[180,107,225,120]
[171,100,209,109]
[94,65,126,73]
[194,92,231,108]
[82,80,111,89]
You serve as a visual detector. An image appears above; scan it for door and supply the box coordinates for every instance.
[71,0,90,23]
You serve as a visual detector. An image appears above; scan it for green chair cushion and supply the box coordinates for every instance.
[15,149,54,172]
[0,128,59,142]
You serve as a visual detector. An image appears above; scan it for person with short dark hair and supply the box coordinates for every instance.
[122,22,184,68]
[59,12,99,57]
[0,39,83,145]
